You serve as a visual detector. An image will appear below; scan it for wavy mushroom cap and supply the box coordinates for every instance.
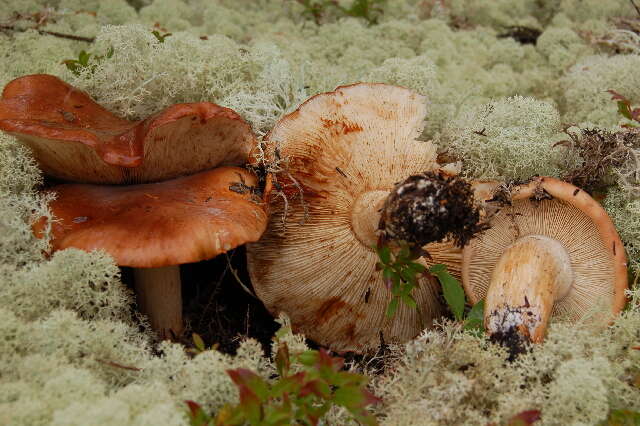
[462,177,628,325]
[35,167,267,268]
[0,74,255,184]
[247,83,446,353]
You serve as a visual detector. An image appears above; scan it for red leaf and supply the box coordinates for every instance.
[362,389,383,407]
[299,379,331,399]
[226,369,265,423]
[608,89,629,101]
[507,409,541,425]
[317,349,343,372]
[185,400,203,418]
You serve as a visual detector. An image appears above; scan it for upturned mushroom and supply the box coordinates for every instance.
[462,177,628,349]
[247,83,487,353]
[34,167,268,339]
[0,74,254,184]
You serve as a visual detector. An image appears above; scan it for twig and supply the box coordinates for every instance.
[631,0,640,17]
[95,358,141,371]
[0,24,95,42]
[225,252,257,298]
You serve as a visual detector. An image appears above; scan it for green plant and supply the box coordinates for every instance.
[186,342,380,425]
[375,240,424,318]
[608,90,640,127]
[601,409,640,425]
[63,47,114,76]
[375,240,484,331]
[151,30,172,43]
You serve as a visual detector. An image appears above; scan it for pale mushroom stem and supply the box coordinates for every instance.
[133,265,183,340]
[484,235,573,344]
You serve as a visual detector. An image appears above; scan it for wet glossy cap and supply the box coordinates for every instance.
[35,167,268,267]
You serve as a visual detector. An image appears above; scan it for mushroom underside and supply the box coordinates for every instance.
[463,180,627,346]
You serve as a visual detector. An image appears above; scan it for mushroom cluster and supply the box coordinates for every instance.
[247,83,629,353]
[0,74,268,339]
[2,74,630,353]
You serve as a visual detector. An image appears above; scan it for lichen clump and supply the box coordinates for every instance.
[1,0,640,424]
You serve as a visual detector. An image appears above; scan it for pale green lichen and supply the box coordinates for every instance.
[1,0,640,424]
[358,313,640,426]
[536,27,593,71]
[439,95,569,180]
[561,54,640,127]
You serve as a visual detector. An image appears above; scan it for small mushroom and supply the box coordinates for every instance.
[34,167,268,339]
[0,74,255,184]
[247,83,485,353]
[462,177,628,347]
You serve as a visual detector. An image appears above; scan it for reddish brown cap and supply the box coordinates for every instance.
[35,167,267,267]
[0,75,255,184]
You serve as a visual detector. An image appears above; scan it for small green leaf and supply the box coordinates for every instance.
[297,350,319,367]
[604,409,640,425]
[463,300,485,333]
[386,297,399,317]
[192,332,205,352]
[376,245,391,265]
[78,50,90,66]
[430,264,465,321]
[407,261,426,274]
[382,267,394,281]
[401,293,417,309]
[618,101,633,120]
[428,263,446,274]
[152,30,173,43]
[333,385,366,409]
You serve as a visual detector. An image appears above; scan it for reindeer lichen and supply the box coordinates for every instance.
[439,95,570,180]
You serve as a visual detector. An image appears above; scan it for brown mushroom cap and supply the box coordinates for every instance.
[35,167,267,268]
[462,177,628,325]
[247,83,446,353]
[0,74,255,184]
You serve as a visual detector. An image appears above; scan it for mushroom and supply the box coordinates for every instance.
[462,177,628,348]
[247,83,487,353]
[33,167,268,339]
[0,74,254,184]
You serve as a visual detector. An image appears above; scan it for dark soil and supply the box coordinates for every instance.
[122,246,280,357]
[380,171,484,248]
[180,246,280,356]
